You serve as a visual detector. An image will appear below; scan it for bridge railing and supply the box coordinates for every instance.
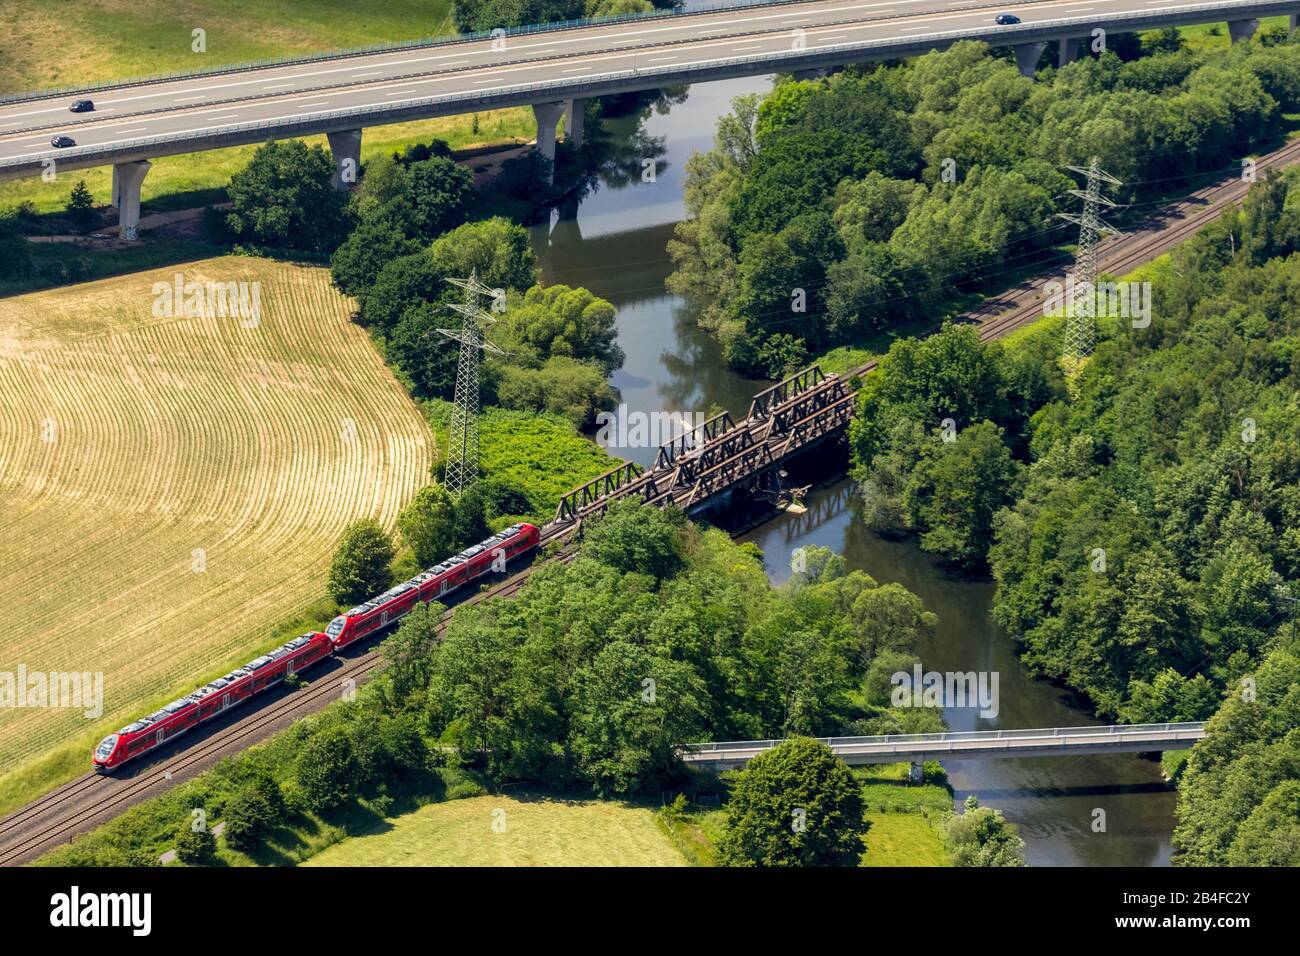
[682,722,1208,753]
[5,1,1292,173]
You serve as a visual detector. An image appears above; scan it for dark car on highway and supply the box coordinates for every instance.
[994,13,1021,24]
[50,135,76,148]
[69,99,94,113]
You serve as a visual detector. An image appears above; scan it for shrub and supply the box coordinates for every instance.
[174,822,216,864]
[327,519,394,604]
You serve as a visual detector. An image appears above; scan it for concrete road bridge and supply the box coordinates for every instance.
[2,0,1299,236]
[681,722,1208,780]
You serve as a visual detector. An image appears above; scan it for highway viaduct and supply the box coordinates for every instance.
[1,0,1299,238]
[681,722,1208,781]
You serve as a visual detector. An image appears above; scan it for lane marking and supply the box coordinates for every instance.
[0,2,1197,157]
[0,0,1156,126]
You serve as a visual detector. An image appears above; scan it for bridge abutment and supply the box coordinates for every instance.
[326,128,362,190]
[1014,41,1048,77]
[532,101,565,184]
[110,160,151,241]
[1228,18,1259,42]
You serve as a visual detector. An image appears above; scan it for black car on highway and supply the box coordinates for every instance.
[994,13,1021,24]
[69,99,94,113]
[50,135,76,148]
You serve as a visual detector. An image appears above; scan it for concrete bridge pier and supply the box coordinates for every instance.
[1014,41,1047,77]
[532,101,565,183]
[1291,13,1299,31]
[326,128,362,190]
[1058,37,1081,68]
[908,761,924,785]
[1228,18,1259,43]
[110,160,151,241]
[562,98,586,148]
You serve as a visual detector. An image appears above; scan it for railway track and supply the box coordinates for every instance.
[0,528,576,866]
[3,136,1295,866]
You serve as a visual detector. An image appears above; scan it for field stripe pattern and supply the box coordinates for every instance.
[0,257,430,772]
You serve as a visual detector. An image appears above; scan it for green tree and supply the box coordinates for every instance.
[360,251,448,333]
[495,355,618,426]
[567,641,709,795]
[496,283,623,372]
[329,218,420,298]
[430,217,538,291]
[382,602,444,705]
[718,738,867,867]
[449,484,492,549]
[384,301,461,399]
[398,485,458,567]
[174,821,216,864]
[327,519,394,605]
[296,728,362,812]
[222,783,278,853]
[225,140,348,252]
[581,500,686,581]
[65,180,97,231]
[389,156,475,242]
[902,420,1020,566]
[946,795,1027,866]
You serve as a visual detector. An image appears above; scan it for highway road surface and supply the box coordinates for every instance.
[1,0,1296,177]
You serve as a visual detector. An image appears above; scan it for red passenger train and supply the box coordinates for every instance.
[324,522,540,650]
[93,522,540,772]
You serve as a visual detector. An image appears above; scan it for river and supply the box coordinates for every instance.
[525,65,1177,867]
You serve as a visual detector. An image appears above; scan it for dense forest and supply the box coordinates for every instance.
[415,502,942,796]
[668,29,1300,375]
[848,166,1300,864]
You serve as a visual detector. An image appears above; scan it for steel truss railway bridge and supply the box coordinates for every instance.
[681,722,1208,781]
[551,364,856,527]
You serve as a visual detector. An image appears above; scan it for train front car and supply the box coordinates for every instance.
[324,613,352,649]
[92,733,123,773]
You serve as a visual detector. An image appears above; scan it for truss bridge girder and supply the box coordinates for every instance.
[554,460,645,523]
[746,365,827,422]
[653,410,736,472]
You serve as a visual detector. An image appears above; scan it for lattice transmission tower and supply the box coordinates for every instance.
[438,271,504,497]
[1057,157,1123,362]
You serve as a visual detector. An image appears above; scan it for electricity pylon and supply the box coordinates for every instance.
[1057,157,1123,362]
[437,270,504,497]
